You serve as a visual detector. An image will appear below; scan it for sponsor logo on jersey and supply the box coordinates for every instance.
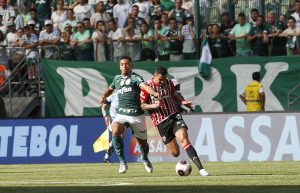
[117,86,133,94]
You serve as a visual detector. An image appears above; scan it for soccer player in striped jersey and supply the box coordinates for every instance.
[140,66,209,176]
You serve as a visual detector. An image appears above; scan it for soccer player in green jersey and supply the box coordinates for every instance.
[99,55,159,174]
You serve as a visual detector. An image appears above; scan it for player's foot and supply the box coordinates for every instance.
[141,156,153,173]
[199,169,209,176]
[103,158,111,163]
[119,162,128,174]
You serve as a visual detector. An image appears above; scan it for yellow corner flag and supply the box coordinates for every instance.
[93,128,109,153]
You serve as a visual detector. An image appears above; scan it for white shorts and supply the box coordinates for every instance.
[112,114,147,140]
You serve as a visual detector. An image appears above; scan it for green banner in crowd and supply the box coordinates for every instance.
[43,56,300,117]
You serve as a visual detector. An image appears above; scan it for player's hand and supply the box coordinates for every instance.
[99,97,106,104]
[182,100,194,110]
[104,115,110,127]
[152,100,160,109]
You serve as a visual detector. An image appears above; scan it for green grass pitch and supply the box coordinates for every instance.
[0,161,299,193]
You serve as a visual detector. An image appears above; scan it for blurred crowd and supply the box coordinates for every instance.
[0,0,299,72]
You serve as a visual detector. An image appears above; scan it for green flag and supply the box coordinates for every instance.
[198,38,212,79]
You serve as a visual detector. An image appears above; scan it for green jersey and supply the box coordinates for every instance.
[109,72,145,116]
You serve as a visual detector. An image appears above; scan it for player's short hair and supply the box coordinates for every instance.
[252,72,260,81]
[120,55,132,62]
[155,66,168,76]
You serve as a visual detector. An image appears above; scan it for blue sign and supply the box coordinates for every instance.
[0,117,135,164]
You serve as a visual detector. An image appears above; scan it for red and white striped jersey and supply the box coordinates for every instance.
[140,78,178,125]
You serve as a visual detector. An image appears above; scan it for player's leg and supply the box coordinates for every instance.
[175,128,208,176]
[165,138,180,157]
[130,114,153,173]
[111,115,127,173]
[104,122,115,163]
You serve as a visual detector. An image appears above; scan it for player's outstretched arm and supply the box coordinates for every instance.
[172,92,194,111]
[99,87,114,104]
[140,82,159,98]
[141,101,160,111]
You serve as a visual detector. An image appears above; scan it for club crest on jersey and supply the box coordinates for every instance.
[125,79,131,85]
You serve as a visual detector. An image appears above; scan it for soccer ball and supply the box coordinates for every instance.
[175,160,192,176]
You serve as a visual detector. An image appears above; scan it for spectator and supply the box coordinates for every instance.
[122,17,141,61]
[33,0,51,30]
[140,22,154,53]
[228,12,252,57]
[59,25,76,60]
[124,5,145,29]
[164,17,183,61]
[61,8,77,33]
[90,1,110,28]
[73,0,95,22]
[113,0,130,29]
[92,20,107,62]
[5,21,17,47]
[168,0,190,25]
[247,15,268,56]
[30,8,42,33]
[160,13,169,28]
[205,23,212,36]
[27,19,39,37]
[107,19,125,62]
[182,15,196,60]
[250,8,259,27]
[208,23,232,58]
[279,16,300,56]
[21,3,31,26]
[0,0,15,26]
[39,20,60,59]
[83,17,94,34]
[71,21,93,61]
[154,17,170,61]
[291,0,300,28]
[132,0,151,20]
[147,0,166,27]
[182,0,193,15]
[279,14,288,30]
[220,12,236,55]
[105,0,117,19]
[51,0,67,31]
[263,11,286,56]
[19,26,39,80]
[0,15,7,34]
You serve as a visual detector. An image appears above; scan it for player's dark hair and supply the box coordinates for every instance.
[155,66,168,76]
[120,55,132,62]
[252,72,260,81]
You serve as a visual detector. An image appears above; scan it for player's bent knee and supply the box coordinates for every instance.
[172,151,180,157]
